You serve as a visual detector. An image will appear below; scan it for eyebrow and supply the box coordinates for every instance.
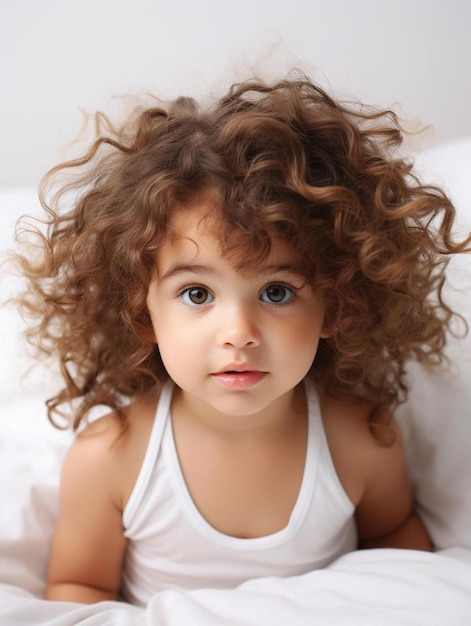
[160,263,215,281]
[159,262,304,281]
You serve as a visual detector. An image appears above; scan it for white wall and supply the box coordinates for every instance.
[1,0,470,188]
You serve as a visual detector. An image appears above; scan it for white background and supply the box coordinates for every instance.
[1,0,470,188]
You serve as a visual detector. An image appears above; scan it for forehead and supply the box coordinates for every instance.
[166,201,216,243]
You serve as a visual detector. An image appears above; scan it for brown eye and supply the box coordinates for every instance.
[181,286,214,306]
[261,284,293,304]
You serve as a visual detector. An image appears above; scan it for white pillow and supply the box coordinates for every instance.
[397,137,471,550]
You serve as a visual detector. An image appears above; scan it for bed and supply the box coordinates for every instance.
[1,139,471,625]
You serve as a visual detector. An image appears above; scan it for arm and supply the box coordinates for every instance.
[45,417,127,603]
[359,510,432,551]
[355,418,432,552]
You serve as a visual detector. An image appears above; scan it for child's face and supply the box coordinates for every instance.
[146,202,328,423]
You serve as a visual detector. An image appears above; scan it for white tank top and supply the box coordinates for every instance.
[122,380,357,606]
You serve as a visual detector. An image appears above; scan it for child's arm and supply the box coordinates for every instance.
[322,395,431,552]
[354,417,432,551]
[45,416,128,603]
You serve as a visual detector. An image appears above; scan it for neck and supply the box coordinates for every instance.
[171,383,307,443]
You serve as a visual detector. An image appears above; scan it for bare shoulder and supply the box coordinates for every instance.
[319,390,402,453]
[318,391,404,505]
[315,388,432,551]
[63,395,158,510]
[47,394,160,602]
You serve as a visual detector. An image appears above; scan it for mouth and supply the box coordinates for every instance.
[211,366,267,389]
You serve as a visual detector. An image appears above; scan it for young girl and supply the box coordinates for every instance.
[16,75,470,606]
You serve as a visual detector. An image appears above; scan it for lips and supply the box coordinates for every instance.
[211,366,266,389]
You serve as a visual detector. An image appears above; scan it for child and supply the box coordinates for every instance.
[15,75,470,606]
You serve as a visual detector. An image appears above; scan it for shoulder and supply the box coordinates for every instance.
[317,390,404,505]
[62,395,158,511]
[319,391,402,452]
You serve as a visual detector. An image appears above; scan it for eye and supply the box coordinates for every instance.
[260,284,294,304]
[180,286,214,306]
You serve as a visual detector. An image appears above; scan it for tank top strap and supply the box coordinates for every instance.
[286,378,322,525]
[304,378,355,513]
[122,381,174,527]
[303,376,318,416]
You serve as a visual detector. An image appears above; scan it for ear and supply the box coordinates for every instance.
[142,326,157,344]
[319,319,333,339]
[320,329,332,339]
[138,313,157,344]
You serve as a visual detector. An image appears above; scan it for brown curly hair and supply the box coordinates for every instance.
[15,75,470,432]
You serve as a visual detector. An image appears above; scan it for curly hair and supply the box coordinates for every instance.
[15,74,471,433]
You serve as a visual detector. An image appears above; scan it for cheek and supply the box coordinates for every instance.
[289,328,321,357]
[151,314,200,369]
[281,312,325,359]
[153,333,185,382]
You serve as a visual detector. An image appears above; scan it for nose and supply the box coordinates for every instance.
[216,302,262,349]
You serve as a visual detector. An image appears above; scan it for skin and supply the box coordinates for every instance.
[45,201,431,604]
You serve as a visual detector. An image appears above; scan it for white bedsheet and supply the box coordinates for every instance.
[1,549,471,625]
[1,137,471,625]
